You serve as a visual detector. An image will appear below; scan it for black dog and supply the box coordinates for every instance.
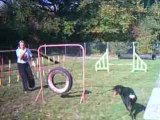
[112,85,137,120]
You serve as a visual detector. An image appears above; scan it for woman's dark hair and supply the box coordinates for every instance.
[18,40,25,46]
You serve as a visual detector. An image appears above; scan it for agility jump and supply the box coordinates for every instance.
[95,42,147,72]
[35,44,87,104]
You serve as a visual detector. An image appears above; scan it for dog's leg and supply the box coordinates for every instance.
[131,114,135,120]
[130,107,136,120]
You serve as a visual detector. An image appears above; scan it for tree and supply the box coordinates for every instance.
[134,2,160,53]
[0,0,159,49]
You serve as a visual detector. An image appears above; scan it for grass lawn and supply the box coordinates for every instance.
[0,58,160,120]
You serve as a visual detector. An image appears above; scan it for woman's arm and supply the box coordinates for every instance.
[27,49,33,60]
[16,48,27,59]
[27,49,36,66]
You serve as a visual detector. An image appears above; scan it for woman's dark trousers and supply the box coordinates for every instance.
[18,63,35,91]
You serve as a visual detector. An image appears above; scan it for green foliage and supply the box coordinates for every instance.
[0,0,160,49]
[135,3,160,53]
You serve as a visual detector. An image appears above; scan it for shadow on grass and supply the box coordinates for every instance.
[32,85,92,98]
[87,85,114,88]
[31,84,49,91]
[132,103,146,119]
[60,90,92,98]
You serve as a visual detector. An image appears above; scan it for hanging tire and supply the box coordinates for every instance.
[47,67,73,94]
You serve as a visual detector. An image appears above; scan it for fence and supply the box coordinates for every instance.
[0,46,84,87]
[0,49,36,86]
[0,41,160,86]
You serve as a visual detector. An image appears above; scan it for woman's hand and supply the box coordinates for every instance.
[20,48,27,60]
[31,60,36,67]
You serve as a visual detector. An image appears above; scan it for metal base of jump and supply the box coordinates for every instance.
[35,44,87,104]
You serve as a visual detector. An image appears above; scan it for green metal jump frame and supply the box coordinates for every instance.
[95,42,147,72]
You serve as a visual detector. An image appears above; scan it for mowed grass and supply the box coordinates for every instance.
[0,58,160,120]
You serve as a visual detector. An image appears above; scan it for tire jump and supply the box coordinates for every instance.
[47,67,73,94]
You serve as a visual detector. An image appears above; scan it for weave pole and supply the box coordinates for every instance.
[42,57,44,64]
[35,44,86,104]
[8,60,11,86]
[48,57,51,72]
[62,55,65,68]
[40,57,45,77]
[0,55,3,86]
[17,74,20,82]
[57,56,60,62]
[0,78,1,86]
[36,58,39,78]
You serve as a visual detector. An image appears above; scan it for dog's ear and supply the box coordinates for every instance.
[113,85,121,94]
[117,88,121,94]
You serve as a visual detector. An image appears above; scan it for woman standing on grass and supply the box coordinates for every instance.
[16,40,35,92]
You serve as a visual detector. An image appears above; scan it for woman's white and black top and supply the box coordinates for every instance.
[16,48,33,64]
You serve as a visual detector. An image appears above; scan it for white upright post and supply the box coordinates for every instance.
[8,60,11,86]
[45,44,46,55]
[132,42,135,72]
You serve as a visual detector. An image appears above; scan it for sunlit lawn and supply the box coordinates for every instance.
[0,58,160,120]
